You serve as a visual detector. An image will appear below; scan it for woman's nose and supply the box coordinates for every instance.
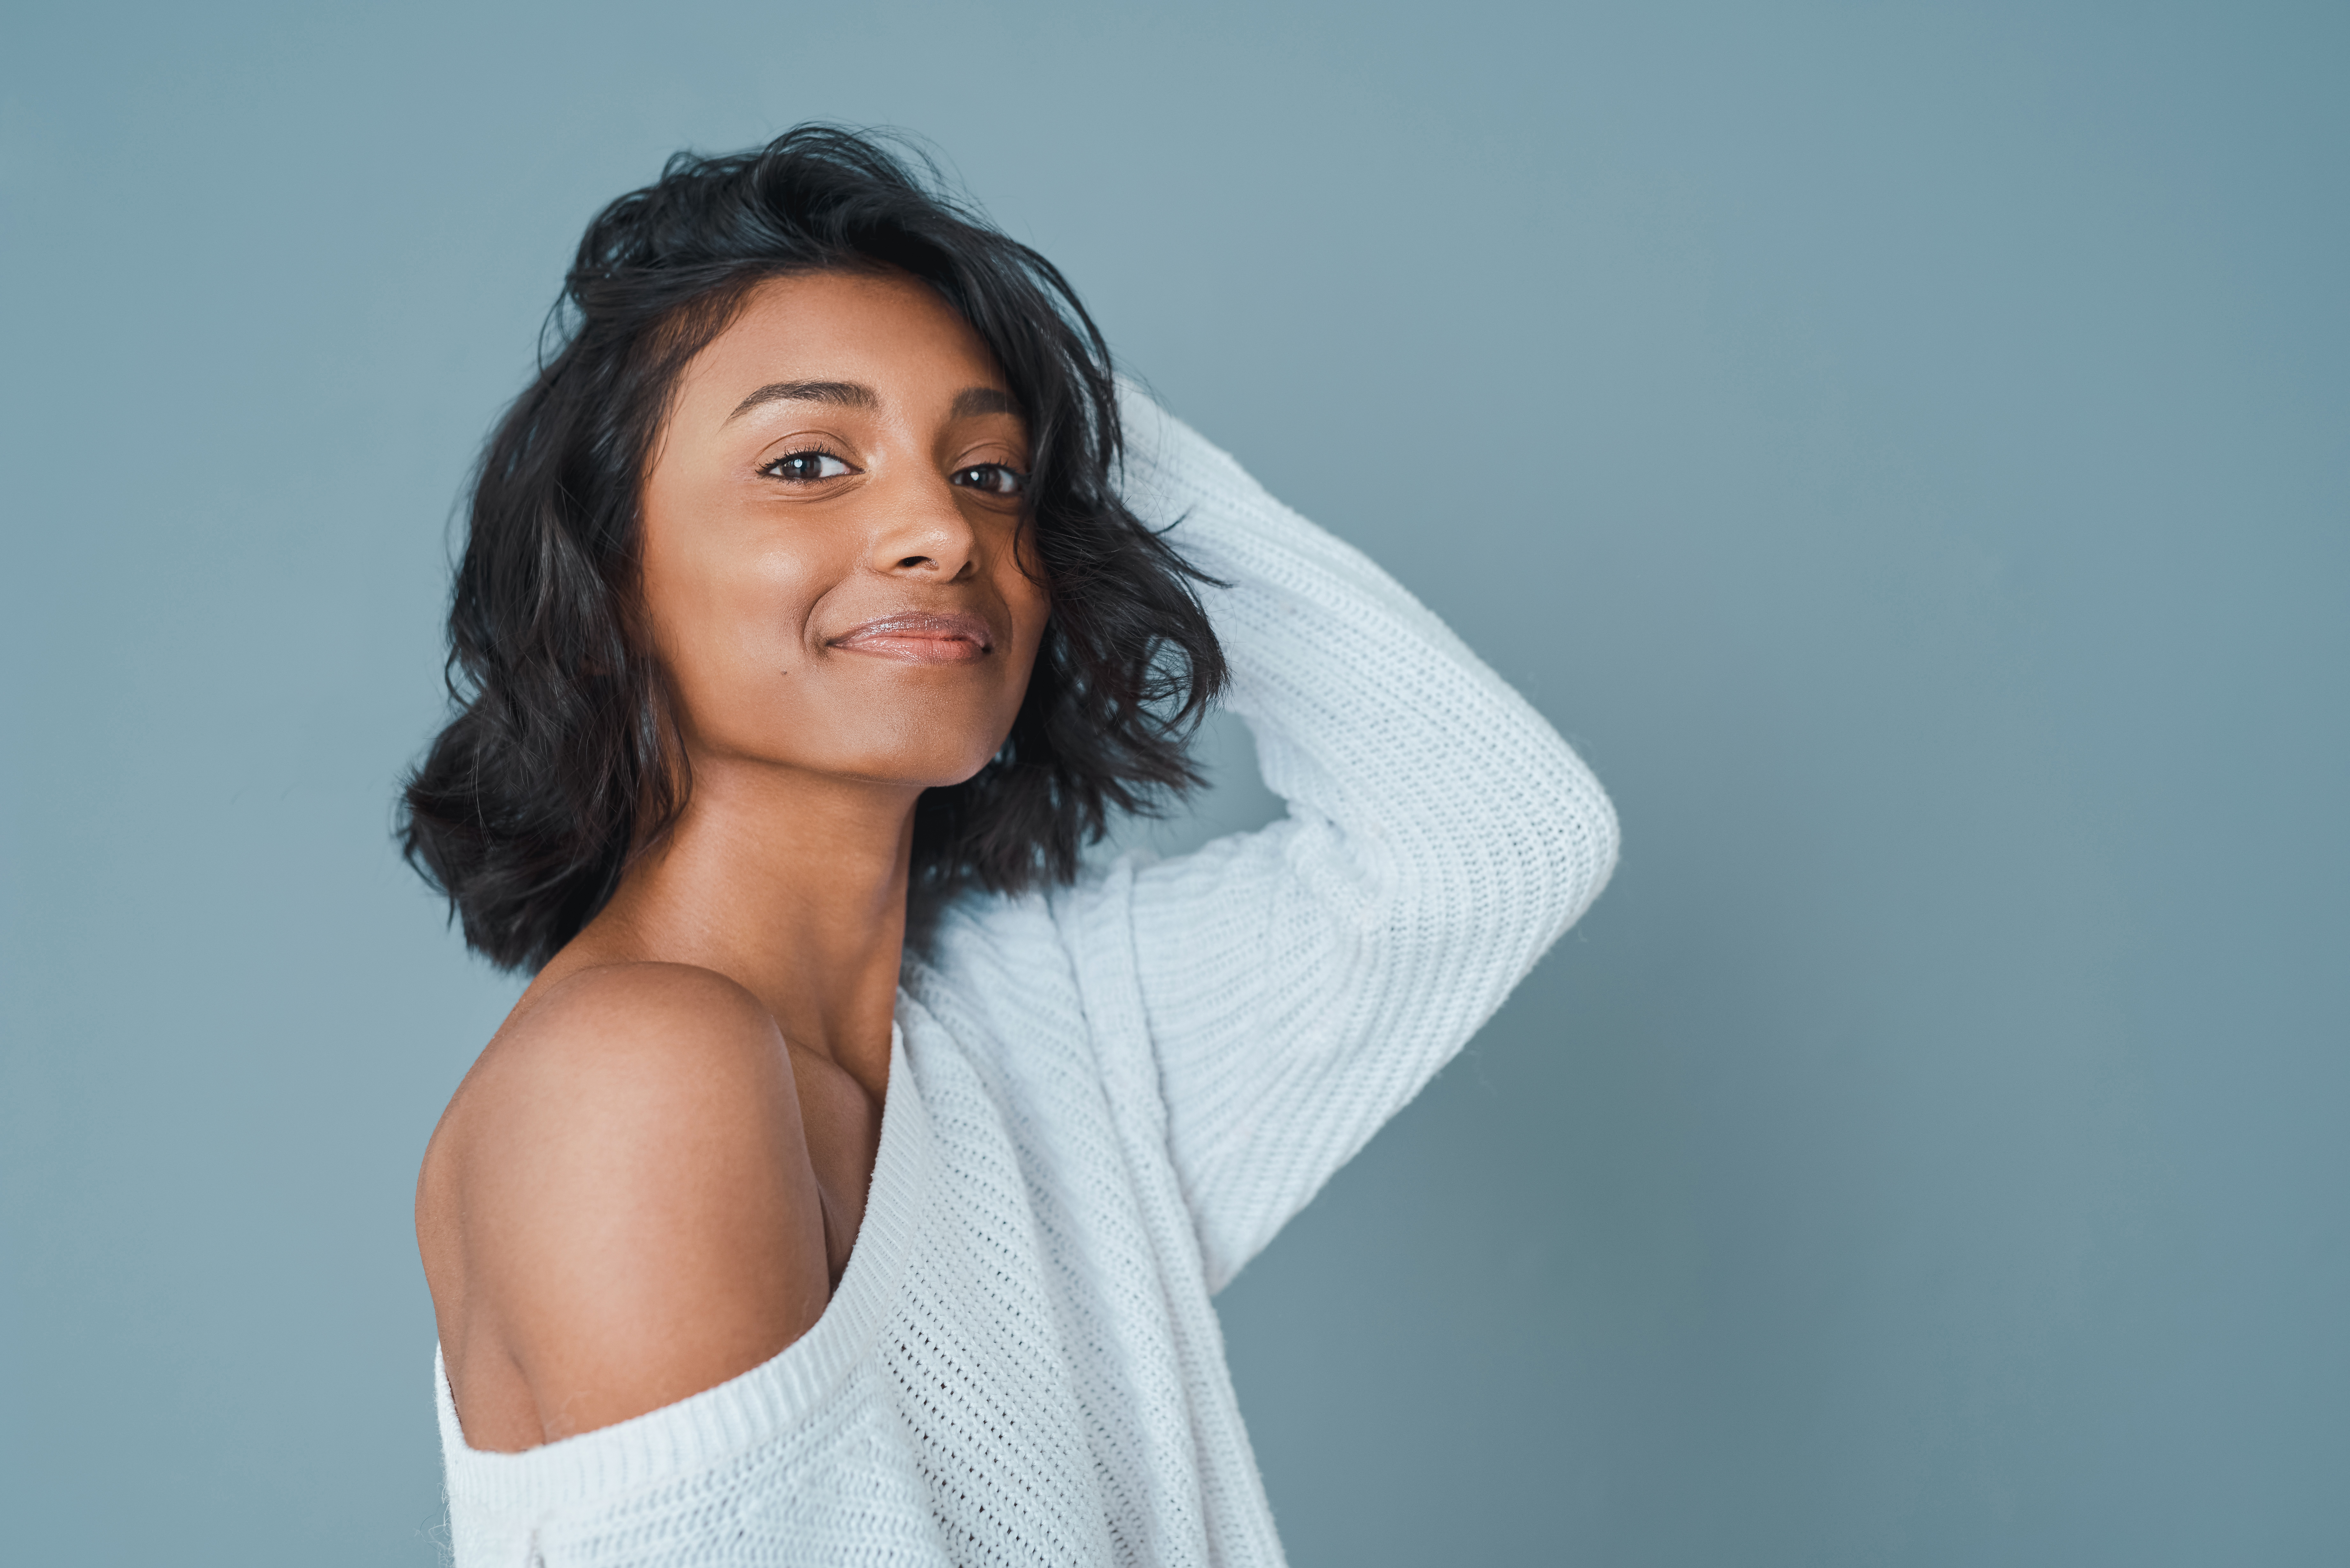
[871,477,981,581]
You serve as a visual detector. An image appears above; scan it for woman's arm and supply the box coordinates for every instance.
[1103,384,1619,1291]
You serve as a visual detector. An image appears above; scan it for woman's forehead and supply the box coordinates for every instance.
[682,272,1008,420]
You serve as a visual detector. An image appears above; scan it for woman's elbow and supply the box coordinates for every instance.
[1503,741,1620,945]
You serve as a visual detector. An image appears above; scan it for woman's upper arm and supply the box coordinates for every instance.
[436,965,831,1446]
[1111,388,1620,1286]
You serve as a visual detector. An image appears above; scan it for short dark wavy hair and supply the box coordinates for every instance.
[400,126,1224,972]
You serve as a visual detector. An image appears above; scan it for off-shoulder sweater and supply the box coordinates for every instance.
[432,386,1620,1567]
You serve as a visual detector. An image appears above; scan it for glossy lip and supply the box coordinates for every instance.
[828,611,996,664]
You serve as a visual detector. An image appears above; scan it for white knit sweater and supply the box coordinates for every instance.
[432,386,1619,1567]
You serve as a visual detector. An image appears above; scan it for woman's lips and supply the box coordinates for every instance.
[829,612,996,664]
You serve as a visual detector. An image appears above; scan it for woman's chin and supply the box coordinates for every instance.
[799,745,1009,793]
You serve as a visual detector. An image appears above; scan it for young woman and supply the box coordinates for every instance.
[404,127,1617,1566]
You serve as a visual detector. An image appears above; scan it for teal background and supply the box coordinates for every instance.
[4,2,2346,1562]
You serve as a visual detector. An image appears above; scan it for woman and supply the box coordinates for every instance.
[404,126,1617,1566]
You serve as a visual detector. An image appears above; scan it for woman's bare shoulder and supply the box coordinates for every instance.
[420,961,830,1449]
[428,961,797,1181]
[490,959,780,1069]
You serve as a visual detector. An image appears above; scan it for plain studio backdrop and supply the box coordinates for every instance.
[3,2,2346,1562]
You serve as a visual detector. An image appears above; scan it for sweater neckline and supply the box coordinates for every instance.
[434,1012,930,1510]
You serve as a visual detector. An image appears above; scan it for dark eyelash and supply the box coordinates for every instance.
[954,464,1027,494]
[761,444,848,476]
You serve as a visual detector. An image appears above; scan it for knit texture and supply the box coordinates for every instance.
[433,386,1620,1567]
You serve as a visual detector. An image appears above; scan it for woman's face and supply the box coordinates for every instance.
[638,270,1050,797]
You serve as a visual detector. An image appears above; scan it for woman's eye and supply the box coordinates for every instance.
[951,463,1026,497]
[762,450,853,482]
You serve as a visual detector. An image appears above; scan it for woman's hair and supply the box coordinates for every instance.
[400,126,1224,972]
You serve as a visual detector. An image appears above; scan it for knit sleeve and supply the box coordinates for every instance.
[1102,384,1619,1291]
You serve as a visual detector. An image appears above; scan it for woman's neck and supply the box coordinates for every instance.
[537,758,920,1103]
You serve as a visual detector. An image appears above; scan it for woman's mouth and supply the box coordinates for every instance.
[829,612,996,664]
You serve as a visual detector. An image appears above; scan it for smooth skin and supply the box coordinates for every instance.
[414,270,1051,1453]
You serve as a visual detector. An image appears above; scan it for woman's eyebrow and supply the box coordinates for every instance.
[951,386,1019,418]
[725,379,877,423]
